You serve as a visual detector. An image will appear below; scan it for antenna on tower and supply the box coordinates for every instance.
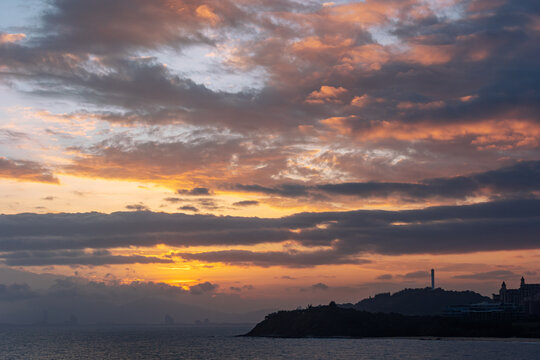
[431,269,435,290]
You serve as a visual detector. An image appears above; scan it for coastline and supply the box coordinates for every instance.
[242,334,540,343]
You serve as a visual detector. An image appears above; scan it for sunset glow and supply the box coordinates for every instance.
[0,0,539,314]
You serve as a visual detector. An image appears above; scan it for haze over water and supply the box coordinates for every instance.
[1,325,539,360]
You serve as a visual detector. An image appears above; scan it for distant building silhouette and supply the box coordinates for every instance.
[492,276,540,315]
[40,310,48,325]
[431,269,435,290]
[65,314,78,326]
[164,314,174,325]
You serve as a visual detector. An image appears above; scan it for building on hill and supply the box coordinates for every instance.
[492,277,540,315]
[443,302,523,320]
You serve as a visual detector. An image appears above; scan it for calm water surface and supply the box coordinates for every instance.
[0,325,539,360]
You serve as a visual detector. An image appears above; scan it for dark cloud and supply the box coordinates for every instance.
[125,203,149,211]
[176,249,370,268]
[229,284,254,292]
[178,205,199,212]
[376,274,393,280]
[195,198,222,210]
[164,197,184,203]
[0,157,59,184]
[453,270,519,280]
[38,0,231,53]
[0,283,37,301]
[233,184,310,197]
[0,198,539,267]
[311,282,329,291]
[398,271,430,279]
[189,281,218,295]
[233,161,540,201]
[232,200,259,207]
[0,249,172,266]
[177,188,211,196]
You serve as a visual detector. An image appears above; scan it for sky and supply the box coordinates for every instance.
[0,0,539,323]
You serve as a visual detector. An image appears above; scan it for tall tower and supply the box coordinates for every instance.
[431,269,435,290]
[500,281,507,304]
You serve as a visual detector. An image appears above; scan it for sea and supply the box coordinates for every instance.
[0,325,539,360]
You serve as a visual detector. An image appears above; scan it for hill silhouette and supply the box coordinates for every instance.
[342,287,489,315]
[245,304,540,338]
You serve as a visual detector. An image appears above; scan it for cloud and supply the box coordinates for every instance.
[0,129,29,143]
[311,282,329,290]
[176,249,370,268]
[233,184,310,197]
[195,198,222,210]
[37,0,248,53]
[178,205,199,212]
[65,135,250,183]
[189,281,218,295]
[305,86,348,104]
[177,188,211,196]
[164,197,184,203]
[229,284,254,292]
[0,283,37,301]
[125,203,149,211]
[0,0,535,140]
[0,198,540,269]
[0,249,172,266]
[398,271,430,279]
[232,200,259,207]
[0,33,26,44]
[281,276,296,280]
[377,274,393,280]
[233,161,540,201]
[453,270,519,280]
[0,157,59,184]
[0,0,538,207]
[0,0,539,288]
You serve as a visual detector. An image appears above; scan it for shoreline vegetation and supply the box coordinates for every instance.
[244,303,540,339]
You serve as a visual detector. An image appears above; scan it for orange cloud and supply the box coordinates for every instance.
[351,95,370,107]
[339,44,391,71]
[320,117,540,149]
[326,0,408,26]
[0,33,26,44]
[306,86,348,104]
[292,36,354,52]
[0,157,59,184]
[400,44,454,65]
[195,4,220,25]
